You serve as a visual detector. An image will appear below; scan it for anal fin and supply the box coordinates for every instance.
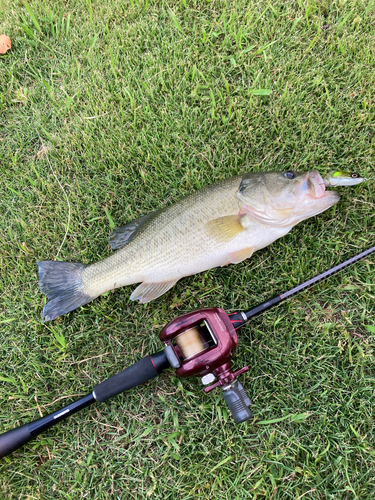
[130,280,178,304]
[227,246,254,264]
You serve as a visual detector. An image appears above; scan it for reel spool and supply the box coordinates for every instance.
[173,320,219,360]
[174,327,205,359]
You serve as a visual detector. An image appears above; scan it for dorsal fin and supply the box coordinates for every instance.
[108,209,161,250]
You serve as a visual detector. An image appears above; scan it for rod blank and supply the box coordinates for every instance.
[243,245,375,322]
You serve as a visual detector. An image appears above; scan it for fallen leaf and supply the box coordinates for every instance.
[0,34,11,54]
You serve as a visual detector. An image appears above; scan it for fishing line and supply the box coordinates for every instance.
[175,327,205,359]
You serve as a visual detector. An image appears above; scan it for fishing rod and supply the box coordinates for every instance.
[0,244,374,458]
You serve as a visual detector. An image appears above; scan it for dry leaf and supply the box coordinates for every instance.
[0,35,11,54]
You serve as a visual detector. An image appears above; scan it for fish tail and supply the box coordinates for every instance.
[38,261,92,321]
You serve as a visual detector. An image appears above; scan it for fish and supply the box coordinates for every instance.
[38,170,363,321]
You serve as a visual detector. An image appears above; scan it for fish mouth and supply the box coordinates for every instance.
[296,169,340,208]
[298,170,327,199]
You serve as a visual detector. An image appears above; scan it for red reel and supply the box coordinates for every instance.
[159,308,252,422]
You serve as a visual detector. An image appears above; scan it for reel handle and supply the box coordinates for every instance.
[222,380,252,423]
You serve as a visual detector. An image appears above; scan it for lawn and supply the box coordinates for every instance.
[0,0,374,498]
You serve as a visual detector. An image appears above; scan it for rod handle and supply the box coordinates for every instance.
[0,351,169,458]
[0,424,32,459]
[0,393,95,459]
[93,350,169,402]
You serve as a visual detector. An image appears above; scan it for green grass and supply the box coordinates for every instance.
[0,0,374,497]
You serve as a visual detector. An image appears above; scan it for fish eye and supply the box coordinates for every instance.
[239,184,247,193]
[284,171,295,179]
[351,173,358,178]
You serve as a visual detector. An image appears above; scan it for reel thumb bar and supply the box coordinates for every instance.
[0,351,170,458]
[229,244,375,328]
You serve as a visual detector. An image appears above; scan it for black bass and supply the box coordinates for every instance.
[38,170,363,321]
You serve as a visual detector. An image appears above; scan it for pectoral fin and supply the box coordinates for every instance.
[227,246,254,264]
[206,215,245,242]
[109,209,162,250]
[130,280,178,303]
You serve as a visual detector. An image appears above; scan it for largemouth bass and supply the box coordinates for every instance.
[38,170,363,321]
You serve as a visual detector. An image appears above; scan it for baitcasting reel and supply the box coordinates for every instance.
[160,308,252,423]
